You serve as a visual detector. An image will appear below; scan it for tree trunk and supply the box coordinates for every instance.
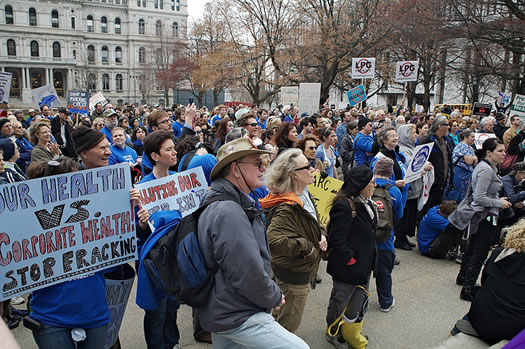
[213,88,221,107]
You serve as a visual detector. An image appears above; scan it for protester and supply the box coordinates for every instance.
[0,139,26,183]
[501,162,525,225]
[446,129,477,202]
[416,122,429,143]
[325,166,377,349]
[172,107,185,138]
[29,121,61,163]
[51,107,76,157]
[503,115,520,149]
[316,127,338,179]
[295,136,324,173]
[108,127,138,166]
[213,118,233,154]
[92,117,105,131]
[0,118,13,139]
[448,119,460,146]
[493,112,508,140]
[11,120,32,173]
[297,117,313,140]
[353,117,377,167]
[275,122,298,155]
[130,126,147,155]
[260,149,325,332]
[100,109,119,143]
[339,120,358,175]
[176,136,217,185]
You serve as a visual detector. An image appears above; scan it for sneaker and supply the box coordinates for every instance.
[11,296,25,305]
[455,253,463,264]
[326,333,348,349]
[380,297,396,313]
[173,344,181,349]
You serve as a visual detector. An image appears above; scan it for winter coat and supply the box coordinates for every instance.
[339,134,355,175]
[398,125,424,200]
[419,133,455,190]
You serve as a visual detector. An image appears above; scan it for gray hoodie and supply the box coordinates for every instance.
[398,125,424,199]
[197,177,282,332]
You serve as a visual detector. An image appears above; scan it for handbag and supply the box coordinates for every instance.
[501,151,518,171]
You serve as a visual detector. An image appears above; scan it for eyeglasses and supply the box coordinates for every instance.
[294,164,313,171]
[306,146,316,150]
[441,124,449,127]
[158,119,170,124]
[236,159,264,171]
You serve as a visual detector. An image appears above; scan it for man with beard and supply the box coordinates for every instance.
[100,108,118,144]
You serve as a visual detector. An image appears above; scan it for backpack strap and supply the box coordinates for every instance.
[180,150,198,172]
[383,183,393,191]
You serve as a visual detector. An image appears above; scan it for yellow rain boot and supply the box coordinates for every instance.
[340,321,368,349]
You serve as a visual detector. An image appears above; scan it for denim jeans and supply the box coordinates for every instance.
[212,312,310,349]
[32,322,108,349]
[376,249,395,309]
[144,296,180,349]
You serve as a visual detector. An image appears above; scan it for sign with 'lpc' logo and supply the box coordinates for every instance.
[351,58,376,79]
[395,61,419,82]
[347,85,367,106]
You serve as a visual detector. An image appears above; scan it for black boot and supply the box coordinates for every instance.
[456,253,471,286]
[460,266,478,302]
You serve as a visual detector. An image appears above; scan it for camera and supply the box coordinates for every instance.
[513,180,525,192]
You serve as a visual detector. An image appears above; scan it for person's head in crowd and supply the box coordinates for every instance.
[502,218,525,253]
[174,108,185,123]
[458,118,467,130]
[470,117,480,131]
[28,109,36,118]
[509,162,525,182]
[438,200,457,218]
[295,135,319,161]
[237,112,258,139]
[214,117,233,143]
[0,118,13,138]
[480,117,495,133]
[274,122,298,149]
[375,109,386,120]
[11,120,25,139]
[264,148,314,194]
[318,127,337,148]
[14,110,24,122]
[225,127,249,144]
[395,115,406,126]
[337,165,375,199]
[299,117,313,135]
[201,112,209,125]
[431,114,449,138]
[194,125,204,142]
[71,126,110,169]
[267,115,282,129]
[210,137,271,194]
[95,103,104,114]
[132,125,147,143]
[398,124,417,147]
[92,117,104,130]
[481,137,505,166]
[347,120,359,137]
[377,126,398,150]
[131,117,140,128]
[258,108,268,122]
[148,110,171,131]
[495,112,506,126]
[29,121,52,146]
[510,115,521,129]
[449,118,460,135]
[261,128,276,145]
[102,109,118,130]
[460,129,475,147]
[27,156,80,180]
[383,117,392,127]
[118,116,130,130]
[144,130,177,169]
[217,104,227,117]
[0,138,18,163]
[373,156,394,179]
[358,117,373,135]
[282,105,291,116]
[58,107,71,123]
[424,114,434,127]
[111,127,128,149]
[80,115,92,128]
[40,105,51,118]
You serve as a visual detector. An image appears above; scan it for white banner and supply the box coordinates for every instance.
[32,84,61,108]
[474,133,496,149]
[298,83,321,116]
[0,72,12,104]
[395,61,419,82]
[280,86,299,106]
[510,94,525,122]
[351,58,376,79]
[404,143,433,183]
[89,92,109,112]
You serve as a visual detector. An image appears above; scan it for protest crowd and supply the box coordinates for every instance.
[0,99,524,349]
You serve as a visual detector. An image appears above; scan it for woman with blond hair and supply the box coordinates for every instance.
[29,121,61,163]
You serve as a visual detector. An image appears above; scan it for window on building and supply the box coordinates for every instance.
[156,20,162,36]
[116,74,123,91]
[155,48,162,64]
[101,45,109,63]
[160,0,164,9]
[143,0,146,6]
[154,0,159,8]
[115,0,121,4]
[137,0,141,6]
[7,39,16,56]
[88,73,96,91]
[172,22,178,37]
[115,46,122,63]
[138,19,145,34]
[54,71,64,96]
[53,42,61,58]
[102,74,110,91]
[51,10,59,28]
[138,47,145,63]
[176,0,180,11]
[30,40,39,57]
[31,70,43,88]
[101,16,107,33]
[71,16,75,29]
[115,17,121,34]
[88,44,95,63]
[87,15,94,32]
[73,49,77,59]
[29,8,37,26]
[171,0,174,10]
[5,5,13,24]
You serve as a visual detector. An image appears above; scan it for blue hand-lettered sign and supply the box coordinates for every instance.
[347,85,367,106]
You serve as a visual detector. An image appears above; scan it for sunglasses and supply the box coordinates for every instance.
[294,164,313,171]
[158,119,170,124]
[237,159,264,171]
[306,146,316,150]
[248,122,258,127]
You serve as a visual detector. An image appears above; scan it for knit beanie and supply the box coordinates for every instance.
[358,117,372,130]
[0,118,11,131]
[0,138,15,160]
[71,126,106,154]
[342,165,373,196]
[374,156,394,178]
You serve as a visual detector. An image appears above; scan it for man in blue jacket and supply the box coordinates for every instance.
[354,117,378,166]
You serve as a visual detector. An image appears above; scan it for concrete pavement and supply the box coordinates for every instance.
[12,239,492,348]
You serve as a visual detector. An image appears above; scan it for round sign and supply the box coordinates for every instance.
[411,145,430,172]
[400,62,415,77]
[356,59,372,74]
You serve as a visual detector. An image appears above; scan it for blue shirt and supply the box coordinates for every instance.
[108,145,138,166]
[177,153,217,186]
[417,206,449,254]
[336,123,347,146]
[100,126,113,144]
[172,120,184,138]
[316,145,336,178]
[354,132,375,166]
[210,114,222,126]
[283,115,293,123]
[257,117,267,130]
[375,178,404,251]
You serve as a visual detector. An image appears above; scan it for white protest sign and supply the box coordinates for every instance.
[404,143,434,183]
[32,84,61,108]
[0,164,136,301]
[351,58,376,79]
[298,83,321,116]
[395,61,419,82]
[497,91,512,107]
[280,86,299,106]
[510,94,525,122]
[89,92,109,112]
[474,133,496,149]
[0,72,12,104]
[135,167,207,218]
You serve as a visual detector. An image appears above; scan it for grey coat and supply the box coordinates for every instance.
[449,160,502,230]
[196,177,282,333]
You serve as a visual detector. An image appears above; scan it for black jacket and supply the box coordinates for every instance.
[420,133,454,189]
[50,116,76,157]
[507,130,525,163]
[469,247,525,344]
[326,199,377,285]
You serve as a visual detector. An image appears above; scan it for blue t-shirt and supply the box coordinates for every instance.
[336,123,347,145]
[316,145,336,178]
[283,115,293,123]
[417,205,449,254]
[177,153,217,186]
[257,118,267,130]
[210,114,221,126]
[172,120,185,138]
[375,178,404,251]
[100,126,113,144]
[108,145,138,165]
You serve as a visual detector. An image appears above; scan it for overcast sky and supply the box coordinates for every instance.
[187,0,207,24]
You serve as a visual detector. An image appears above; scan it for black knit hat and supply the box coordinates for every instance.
[71,126,106,154]
[0,118,11,130]
[342,165,373,197]
[0,138,15,160]
[358,117,372,130]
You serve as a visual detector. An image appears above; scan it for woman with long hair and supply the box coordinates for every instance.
[29,121,61,163]
[130,126,147,155]
[316,127,338,179]
[212,117,232,154]
[274,122,298,155]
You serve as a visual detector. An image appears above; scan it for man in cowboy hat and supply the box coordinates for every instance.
[196,137,309,348]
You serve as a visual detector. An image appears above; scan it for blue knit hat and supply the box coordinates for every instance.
[0,138,15,160]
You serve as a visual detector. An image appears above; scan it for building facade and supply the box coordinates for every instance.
[0,0,188,108]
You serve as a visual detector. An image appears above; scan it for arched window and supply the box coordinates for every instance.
[87,15,94,32]
[138,47,145,64]
[5,68,19,98]
[52,42,61,58]
[138,18,144,34]
[102,74,110,91]
[115,46,122,63]
[5,5,14,24]
[154,0,159,8]
[116,74,123,91]
[137,0,141,6]
[30,40,39,57]
[101,45,109,63]
[101,16,107,33]
[87,44,95,63]
[53,71,64,96]
[172,22,178,37]
[115,17,121,34]
[156,20,162,36]
[7,39,16,56]
[88,73,96,91]
[160,0,164,9]
[51,10,59,28]
[31,70,43,88]
[29,8,37,26]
